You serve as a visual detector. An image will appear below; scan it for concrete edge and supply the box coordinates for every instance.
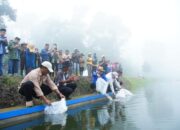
[0,93,112,128]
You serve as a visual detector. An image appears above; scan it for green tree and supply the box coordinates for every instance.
[0,0,16,28]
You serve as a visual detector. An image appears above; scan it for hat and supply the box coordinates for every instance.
[112,72,118,78]
[97,66,104,72]
[27,44,35,53]
[21,43,27,45]
[0,28,6,32]
[41,61,53,73]
[101,55,105,58]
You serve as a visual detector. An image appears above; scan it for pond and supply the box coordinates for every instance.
[2,80,180,130]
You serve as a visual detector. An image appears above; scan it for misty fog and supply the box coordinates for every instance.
[5,0,180,79]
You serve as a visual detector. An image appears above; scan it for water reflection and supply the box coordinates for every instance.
[44,113,67,126]
[3,81,180,130]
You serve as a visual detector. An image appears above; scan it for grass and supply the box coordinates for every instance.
[0,75,150,108]
[122,76,149,91]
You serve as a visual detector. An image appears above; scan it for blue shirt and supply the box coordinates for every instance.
[0,36,7,55]
[25,48,36,69]
[40,49,50,62]
[91,71,107,84]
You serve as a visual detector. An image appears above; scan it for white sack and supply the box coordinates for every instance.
[115,89,133,98]
[82,69,88,77]
[96,77,108,95]
[44,98,68,115]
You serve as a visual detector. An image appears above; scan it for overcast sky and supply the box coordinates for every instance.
[7,0,180,78]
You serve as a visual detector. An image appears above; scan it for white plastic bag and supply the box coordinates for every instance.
[97,109,110,126]
[44,113,67,126]
[115,88,133,98]
[44,98,68,115]
[96,78,108,94]
[82,69,88,77]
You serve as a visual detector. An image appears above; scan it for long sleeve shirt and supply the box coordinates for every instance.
[21,68,58,96]
[91,71,107,84]
[0,35,8,55]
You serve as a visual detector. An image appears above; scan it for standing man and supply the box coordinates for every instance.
[25,44,36,74]
[8,37,21,76]
[92,53,98,72]
[51,47,59,76]
[41,43,51,62]
[0,28,8,76]
[87,53,93,77]
[20,43,27,76]
[99,55,108,74]
[72,49,80,75]
[79,53,85,76]
[19,61,65,107]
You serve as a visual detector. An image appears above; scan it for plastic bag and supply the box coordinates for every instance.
[44,113,67,126]
[82,69,88,77]
[96,78,108,94]
[97,108,110,126]
[115,89,133,98]
[44,98,68,115]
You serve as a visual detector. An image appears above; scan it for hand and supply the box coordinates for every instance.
[14,44,20,48]
[57,93,65,99]
[69,76,74,81]
[44,98,51,105]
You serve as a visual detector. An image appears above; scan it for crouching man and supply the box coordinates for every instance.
[19,61,65,107]
[54,63,78,99]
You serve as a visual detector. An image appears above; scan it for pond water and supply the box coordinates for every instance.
[2,80,180,130]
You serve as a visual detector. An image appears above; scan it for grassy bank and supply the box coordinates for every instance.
[122,76,148,91]
[0,75,148,108]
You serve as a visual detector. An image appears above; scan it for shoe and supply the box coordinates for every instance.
[66,97,72,100]
[26,101,34,107]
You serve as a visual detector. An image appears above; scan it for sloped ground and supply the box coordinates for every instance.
[0,76,24,108]
[0,76,147,108]
[0,76,92,108]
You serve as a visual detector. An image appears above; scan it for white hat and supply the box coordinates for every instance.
[41,61,53,73]
[112,72,118,78]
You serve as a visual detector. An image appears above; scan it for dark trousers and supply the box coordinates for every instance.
[8,59,19,74]
[0,54,3,76]
[19,81,52,101]
[58,83,77,98]
[80,67,84,76]
[20,59,25,76]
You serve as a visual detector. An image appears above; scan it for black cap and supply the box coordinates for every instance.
[0,28,6,32]
[15,37,21,41]
[62,61,70,68]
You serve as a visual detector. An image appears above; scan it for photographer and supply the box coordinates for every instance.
[8,37,21,76]
[0,28,8,76]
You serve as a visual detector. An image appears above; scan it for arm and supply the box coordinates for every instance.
[59,77,73,84]
[29,74,52,105]
[8,40,13,50]
[0,36,8,45]
[39,95,51,105]
[46,75,65,99]
[54,89,65,99]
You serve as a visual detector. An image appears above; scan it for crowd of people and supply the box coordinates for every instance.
[0,28,123,107]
